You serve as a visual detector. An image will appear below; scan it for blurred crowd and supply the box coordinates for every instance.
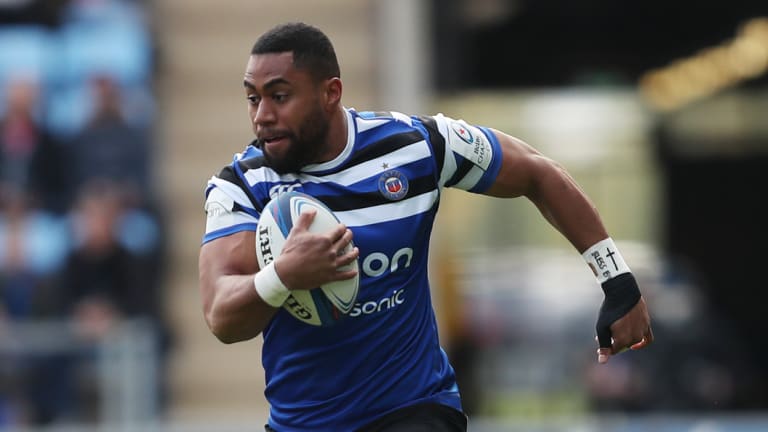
[0,0,169,426]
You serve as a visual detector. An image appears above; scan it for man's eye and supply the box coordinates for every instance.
[273,94,288,102]
[247,95,259,105]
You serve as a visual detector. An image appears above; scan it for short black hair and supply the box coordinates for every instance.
[251,22,340,81]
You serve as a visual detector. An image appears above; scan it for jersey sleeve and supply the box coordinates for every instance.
[202,144,274,244]
[202,177,259,244]
[202,142,270,246]
[430,113,503,193]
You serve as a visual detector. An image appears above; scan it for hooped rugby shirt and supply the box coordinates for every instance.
[203,108,502,431]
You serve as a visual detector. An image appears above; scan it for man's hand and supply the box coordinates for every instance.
[275,209,359,291]
[597,297,653,364]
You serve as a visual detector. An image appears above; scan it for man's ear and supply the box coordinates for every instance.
[324,77,343,109]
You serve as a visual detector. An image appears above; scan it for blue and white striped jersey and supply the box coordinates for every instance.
[202,108,502,431]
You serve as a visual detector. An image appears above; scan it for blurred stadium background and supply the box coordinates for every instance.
[1,0,767,430]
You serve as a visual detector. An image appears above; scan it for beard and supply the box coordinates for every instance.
[258,105,329,174]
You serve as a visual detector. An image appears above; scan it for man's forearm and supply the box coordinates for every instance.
[204,273,278,343]
[526,157,609,253]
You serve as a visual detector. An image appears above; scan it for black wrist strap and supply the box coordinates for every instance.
[596,272,641,348]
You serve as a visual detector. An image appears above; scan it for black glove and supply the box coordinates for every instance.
[596,272,641,348]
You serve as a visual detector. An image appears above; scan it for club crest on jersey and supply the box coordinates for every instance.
[451,121,473,144]
[378,170,409,201]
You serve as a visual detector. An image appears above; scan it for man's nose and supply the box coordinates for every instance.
[253,100,276,125]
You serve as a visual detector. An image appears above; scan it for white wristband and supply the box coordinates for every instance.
[582,237,631,284]
[253,262,290,307]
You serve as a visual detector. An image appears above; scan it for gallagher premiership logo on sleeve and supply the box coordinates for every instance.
[448,120,492,171]
[451,121,474,144]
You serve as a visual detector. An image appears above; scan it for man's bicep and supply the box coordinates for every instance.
[482,129,547,198]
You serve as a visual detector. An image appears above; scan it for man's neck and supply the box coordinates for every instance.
[319,106,348,162]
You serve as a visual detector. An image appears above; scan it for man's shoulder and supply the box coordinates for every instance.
[350,108,416,128]
[349,108,447,136]
[215,142,265,176]
[233,141,266,167]
[350,108,447,144]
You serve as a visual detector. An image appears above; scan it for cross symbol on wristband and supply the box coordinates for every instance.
[606,248,618,271]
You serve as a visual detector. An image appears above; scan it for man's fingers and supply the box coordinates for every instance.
[597,347,611,364]
[333,227,353,246]
[293,208,317,231]
[327,227,354,260]
[612,341,630,354]
[596,326,612,349]
[630,326,654,350]
[336,246,360,266]
[645,325,655,344]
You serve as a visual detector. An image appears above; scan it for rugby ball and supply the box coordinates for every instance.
[255,191,359,326]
